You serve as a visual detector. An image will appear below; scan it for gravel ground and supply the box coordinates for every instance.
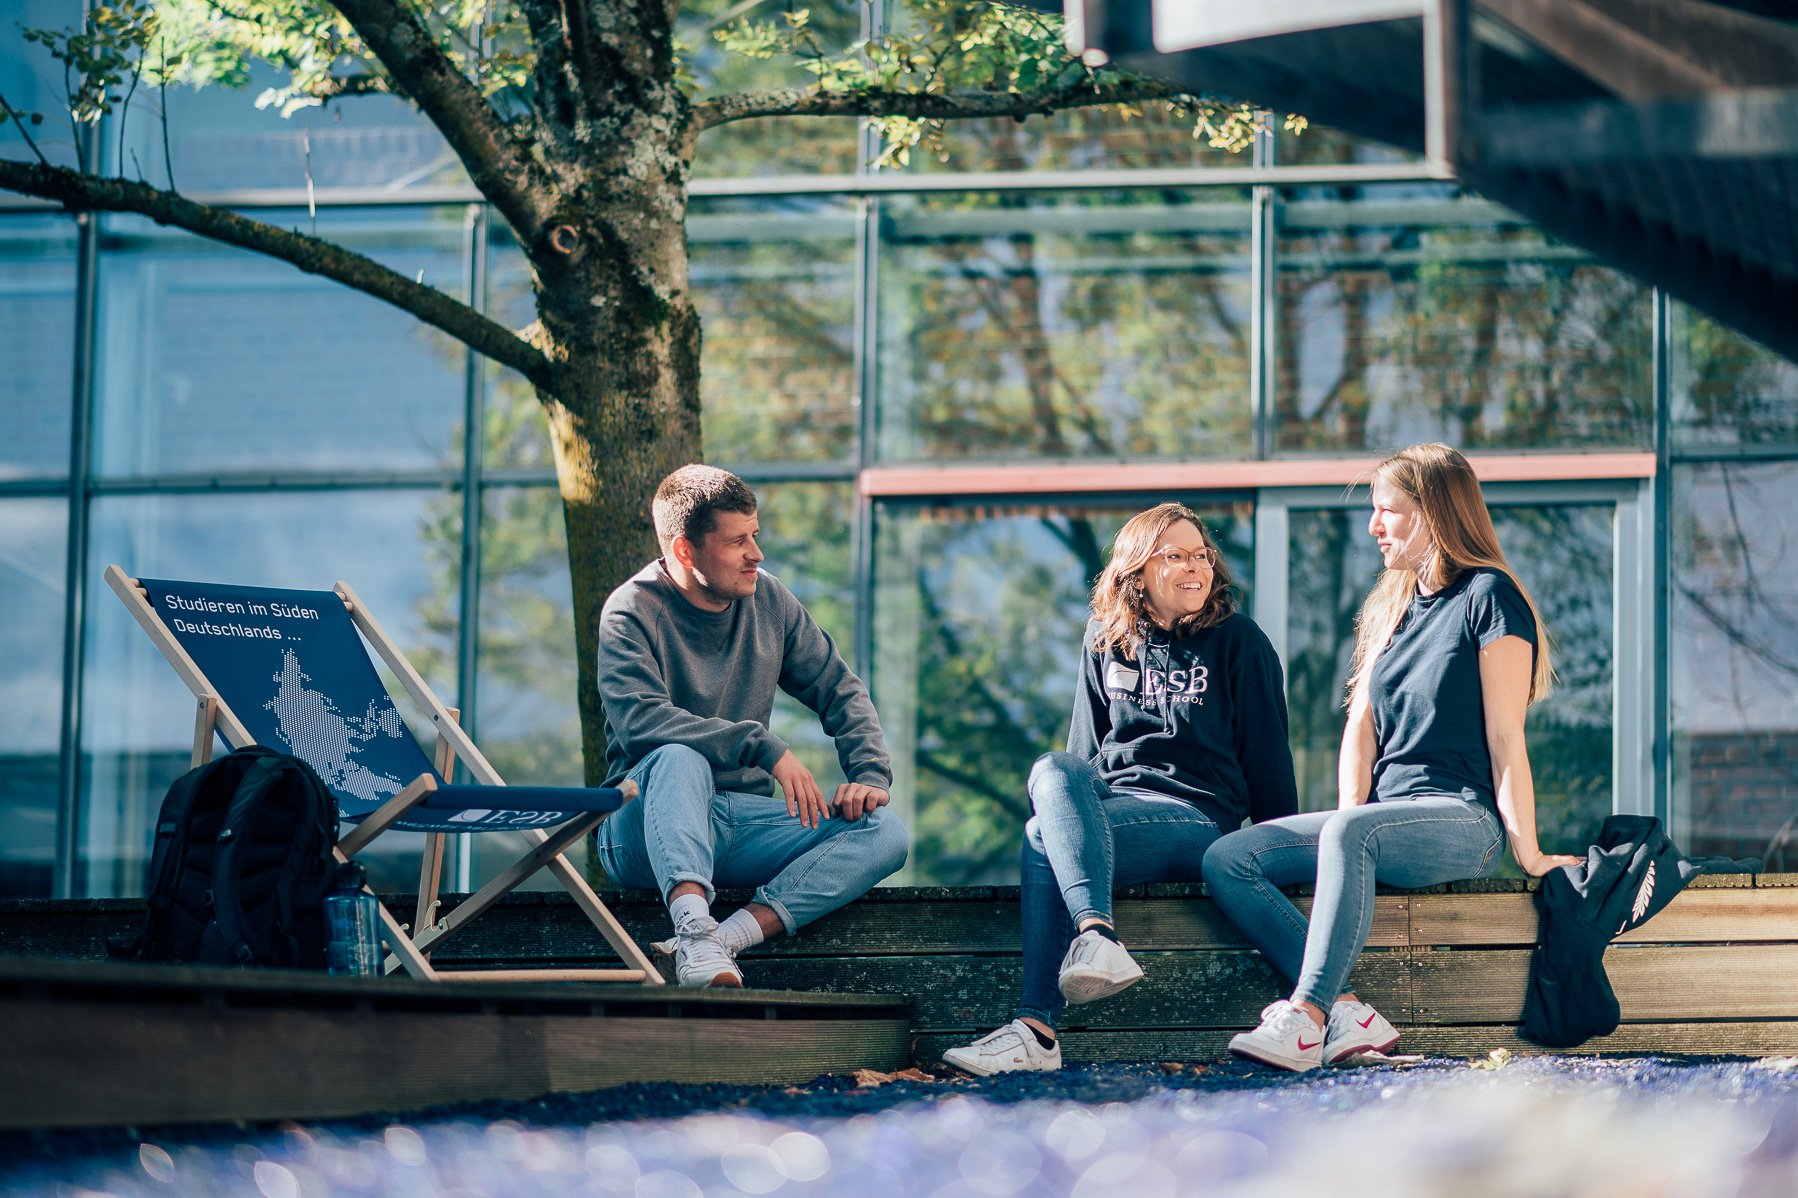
[4,1054,1796,1197]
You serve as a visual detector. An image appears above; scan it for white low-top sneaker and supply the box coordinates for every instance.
[670,917,743,988]
[941,1019,1063,1077]
[1325,998,1401,1063]
[1228,1000,1326,1072]
[1058,929,1145,1005]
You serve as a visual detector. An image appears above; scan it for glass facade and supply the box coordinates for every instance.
[0,499,66,895]
[1671,463,1798,866]
[1284,501,1613,863]
[878,191,1254,463]
[0,214,77,479]
[873,498,1252,884]
[4,26,1794,898]
[1274,185,1652,452]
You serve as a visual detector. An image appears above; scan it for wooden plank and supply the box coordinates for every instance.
[1408,887,1798,947]
[921,1019,1798,1068]
[1118,896,1411,950]
[414,893,1411,960]
[1412,944,1798,1023]
[918,1029,1240,1068]
[1396,1021,1798,1059]
[739,950,1416,1033]
[0,1000,908,1129]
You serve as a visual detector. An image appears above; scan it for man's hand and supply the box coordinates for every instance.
[772,749,830,829]
[832,781,891,822]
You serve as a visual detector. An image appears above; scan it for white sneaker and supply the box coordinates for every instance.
[1326,998,1400,1063]
[942,1019,1062,1077]
[670,917,743,988]
[1228,1000,1326,1072]
[1058,929,1145,1005]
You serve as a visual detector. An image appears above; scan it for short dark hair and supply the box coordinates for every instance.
[652,464,758,552]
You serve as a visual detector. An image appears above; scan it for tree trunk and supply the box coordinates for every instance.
[539,307,702,784]
[531,137,703,783]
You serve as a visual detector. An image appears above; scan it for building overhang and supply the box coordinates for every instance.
[1047,0,1798,361]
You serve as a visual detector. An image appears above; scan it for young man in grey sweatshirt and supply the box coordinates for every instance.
[592,464,909,986]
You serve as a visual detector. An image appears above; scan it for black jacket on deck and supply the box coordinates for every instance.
[1519,815,1760,1048]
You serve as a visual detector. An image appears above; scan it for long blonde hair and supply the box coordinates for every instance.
[1090,503,1237,660]
[1346,443,1554,705]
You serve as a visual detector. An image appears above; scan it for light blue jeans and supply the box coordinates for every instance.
[1201,798,1505,1010]
[594,744,909,934]
[1019,751,1222,1028]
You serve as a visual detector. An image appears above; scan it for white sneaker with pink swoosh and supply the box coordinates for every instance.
[1325,998,1401,1063]
[1228,1000,1326,1072]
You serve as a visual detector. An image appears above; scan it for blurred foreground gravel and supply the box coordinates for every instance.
[4,1054,1796,1197]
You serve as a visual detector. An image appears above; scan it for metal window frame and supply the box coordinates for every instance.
[1255,475,1656,823]
[13,44,1789,891]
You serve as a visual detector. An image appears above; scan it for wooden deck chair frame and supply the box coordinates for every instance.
[106,565,664,985]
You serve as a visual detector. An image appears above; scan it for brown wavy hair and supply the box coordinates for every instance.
[1346,443,1554,705]
[1089,502,1237,659]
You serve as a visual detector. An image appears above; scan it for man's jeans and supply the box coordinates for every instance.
[1019,751,1223,1028]
[594,744,909,934]
[1202,798,1505,1010]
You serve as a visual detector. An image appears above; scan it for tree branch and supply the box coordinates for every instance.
[328,0,550,239]
[308,73,393,101]
[0,158,555,392]
[690,74,1196,132]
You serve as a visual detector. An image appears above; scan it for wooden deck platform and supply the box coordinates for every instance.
[4,872,1794,1128]
[0,957,911,1130]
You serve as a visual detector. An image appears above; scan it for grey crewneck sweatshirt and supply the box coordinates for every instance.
[597,560,892,795]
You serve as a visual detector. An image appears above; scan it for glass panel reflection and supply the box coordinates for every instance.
[81,490,456,896]
[873,497,1253,885]
[682,0,861,177]
[112,64,464,193]
[878,192,1253,463]
[692,199,859,465]
[1286,501,1611,860]
[471,480,855,888]
[897,107,1251,174]
[1274,185,1651,452]
[94,210,468,478]
[482,201,858,470]
[1672,463,1798,865]
[0,215,76,480]
[0,498,67,896]
[1671,305,1798,448]
[0,0,86,169]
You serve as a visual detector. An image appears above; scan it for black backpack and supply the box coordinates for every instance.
[112,745,340,968]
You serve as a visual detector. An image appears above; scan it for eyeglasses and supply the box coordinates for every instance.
[1153,547,1217,569]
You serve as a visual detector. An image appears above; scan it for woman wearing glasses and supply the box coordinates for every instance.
[943,502,1299,1076]
[1203,443,1581,1071]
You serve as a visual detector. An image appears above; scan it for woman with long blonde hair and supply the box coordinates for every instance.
[943,502,1298,1076]
[1203,444,1580,1072]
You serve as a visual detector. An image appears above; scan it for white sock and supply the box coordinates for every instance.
[669,892,710,932]
[718,908,765,954]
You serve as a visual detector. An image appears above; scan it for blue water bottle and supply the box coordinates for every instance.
[325,860,382,976]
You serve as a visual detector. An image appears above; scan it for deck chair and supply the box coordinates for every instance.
[105,565,664,984]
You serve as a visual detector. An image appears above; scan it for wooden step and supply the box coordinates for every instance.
[0,958,911,1130]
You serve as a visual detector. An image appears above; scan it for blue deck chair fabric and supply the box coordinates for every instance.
[139,577,623,833]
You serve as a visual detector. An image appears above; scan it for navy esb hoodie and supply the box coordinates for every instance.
[1066,613,1298,830]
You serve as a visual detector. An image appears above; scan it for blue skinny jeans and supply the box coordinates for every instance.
[594,744,910,934]
[1018,751,1222,1029]
[1201,798,1505,1010]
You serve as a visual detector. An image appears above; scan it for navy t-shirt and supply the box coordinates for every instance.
[1368,567,1537,808]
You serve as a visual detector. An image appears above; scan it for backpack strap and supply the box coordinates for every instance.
[107,760,212,960]
[209,752,290,966]
[267,756,336,966]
